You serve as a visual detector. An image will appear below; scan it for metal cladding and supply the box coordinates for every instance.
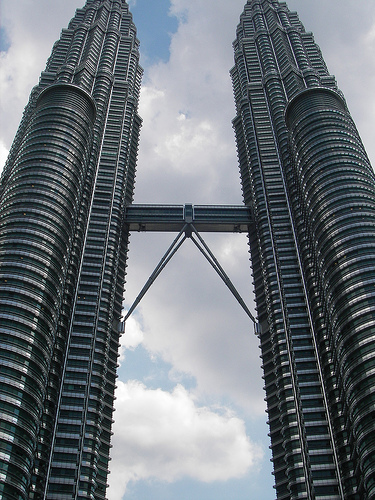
[0,0,142,498]
[232,1,375,498]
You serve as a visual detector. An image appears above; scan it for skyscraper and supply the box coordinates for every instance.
[231,1,375,498]
[1,1,375,500]
[0,1,142,498]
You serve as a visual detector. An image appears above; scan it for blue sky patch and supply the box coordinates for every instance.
[0,26,11,52]
[131,0,178,67]
[118,344,196,392]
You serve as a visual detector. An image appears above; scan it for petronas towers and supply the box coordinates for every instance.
[1,1,375,499]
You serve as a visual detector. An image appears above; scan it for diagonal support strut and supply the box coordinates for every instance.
[189,225,256,324]
[124,224,188,321]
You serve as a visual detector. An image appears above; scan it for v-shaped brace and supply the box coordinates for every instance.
[124,223,256,324]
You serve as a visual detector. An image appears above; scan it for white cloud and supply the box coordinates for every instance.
[118,315,144,364]
[0,141,9,173]
[133,0,246,206]
[124,232,265,416]
[108,380,263,500]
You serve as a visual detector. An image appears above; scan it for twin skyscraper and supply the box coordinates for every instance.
[1,1,374,498]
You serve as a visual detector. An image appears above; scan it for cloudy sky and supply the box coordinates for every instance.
[1,1,375,499]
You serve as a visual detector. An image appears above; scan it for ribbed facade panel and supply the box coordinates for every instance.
[0,84,96,500]
[286,87,375,498]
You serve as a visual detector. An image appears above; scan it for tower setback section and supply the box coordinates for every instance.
[232,1,375,498]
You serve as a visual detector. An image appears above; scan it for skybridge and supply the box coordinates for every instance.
[123,203,256,325]
[124,203,253,233]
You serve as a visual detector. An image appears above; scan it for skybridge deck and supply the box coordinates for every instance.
[124,203,253,233]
